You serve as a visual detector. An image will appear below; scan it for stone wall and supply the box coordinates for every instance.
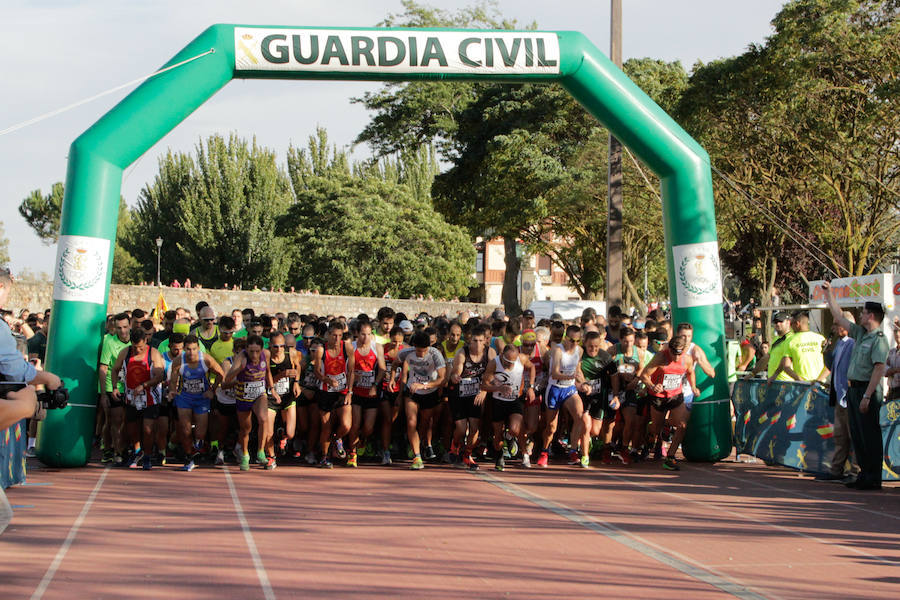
[8,282,497,319]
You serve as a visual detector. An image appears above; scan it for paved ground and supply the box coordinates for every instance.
[2,456,898,599]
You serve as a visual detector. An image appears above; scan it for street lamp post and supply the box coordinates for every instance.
[155,237,163,286]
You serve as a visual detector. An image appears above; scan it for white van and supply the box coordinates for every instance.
[526,300,607,321]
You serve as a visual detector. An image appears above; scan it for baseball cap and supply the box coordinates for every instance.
[521,330,537,344]
[491,308,506,320]
[772,312,791,323]
[522,309,535,318]
[173,322,190,334]
[398,320,414,334]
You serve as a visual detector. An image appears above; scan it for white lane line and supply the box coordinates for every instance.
[476,472,771,600]
[597,468,900,567]
[223,467,275,600]
[31,467,109,600]
[695,464,900,522]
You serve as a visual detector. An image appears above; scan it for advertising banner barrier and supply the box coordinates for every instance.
[0,419,26,489]
[732,379,900,480]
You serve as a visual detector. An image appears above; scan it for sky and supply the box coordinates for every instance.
[0,0,788,277]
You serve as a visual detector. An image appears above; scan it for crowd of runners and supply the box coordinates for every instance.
[94,302,714,473]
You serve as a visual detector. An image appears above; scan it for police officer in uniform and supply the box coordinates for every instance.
[823,282,887,490]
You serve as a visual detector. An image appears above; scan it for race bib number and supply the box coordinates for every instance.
[243,379,265,399]
[302,370,318,388]
[587,379,604,396]
[327,372,347,392]
[459,377,480,397]
[662,373,682,391]
[184,378,206,395]
[274,377,290,395]
[618,364,635,374]
[355,370,375,389]
[126,388,146,410]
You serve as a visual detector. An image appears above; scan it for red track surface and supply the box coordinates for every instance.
[2,457,898,599]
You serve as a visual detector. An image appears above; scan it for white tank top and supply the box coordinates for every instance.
[549,345,582,388]
[492,355,524,402]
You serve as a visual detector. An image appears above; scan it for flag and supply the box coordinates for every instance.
[758,413,769,425]
[786,415,797,431]
[743,411,751,425]
[154,290,169,322]
[770,411,782,424]
[817,424,834,439]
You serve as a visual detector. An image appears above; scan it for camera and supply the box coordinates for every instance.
[0,382,69,410]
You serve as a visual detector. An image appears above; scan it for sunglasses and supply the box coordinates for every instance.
[202,318,216,322]
[271,344,285,348]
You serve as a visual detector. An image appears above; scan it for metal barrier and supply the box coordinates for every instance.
[731,379,900,480]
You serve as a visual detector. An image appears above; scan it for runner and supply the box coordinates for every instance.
[519,329,546,467]
[222,335,274,471]
[437,321,466,461]
[195,306,219,351]
[298,336,324,464]
[264,332,299,469]
[207,316,236,461]
[212,337,245,465]
[313,323,354,468]
[379,326,406,465]
[448,325,494,470]
[374,307,395,346]
[538,325,588,468]
[167,334,225,471]
[640,334,698,471]
[158,332,184,465]
[98,312,131,465]
[615,327,649,461]
[347,322,385,467]
[481,343,535,471]
[110,328,166,470]
[675,322,715,410]
[401,330,446,470]
[575,330,619,464]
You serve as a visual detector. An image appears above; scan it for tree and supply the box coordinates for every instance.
[678,0,900,304]
[283,131,475,298]
[18,183,144,284]
[127,133,293,289]
[0,222,9,268]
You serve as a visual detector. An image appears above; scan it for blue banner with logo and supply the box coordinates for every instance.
[732,380,899,480]
[0,420,26,489]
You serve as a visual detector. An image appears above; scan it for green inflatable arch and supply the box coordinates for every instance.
[37,25,731,466]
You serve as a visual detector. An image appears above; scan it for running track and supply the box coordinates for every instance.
[2,457,898,599]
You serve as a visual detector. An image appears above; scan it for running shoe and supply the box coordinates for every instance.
[381,450,392,466]
[305,452,317,465]
[620,450,633,465]
[265,456,277,470]
[180,459,196,472]
[448,452,459,466]
[506,438,519,458]
[567,450,580,465]
[257,449,267,464]
[410,456,424,470]
[663,457,680,471]
[495,455,505,472]
[215,450,225,466]
[25,446,36,458]
[101,449,114,463]
[442,451,452,464]
[292,450,303,459]
[318,457,333,469]
[128,451,144,469]
[423,445,436,461]
[521,453,532,469]
[240,454,251,471]
[580,455,590,469]
[600,448,613,465]
[346,453,358,468]
[142,454,152,470]
[278,437,288,454]
[536,451,549,468]
[502,444,511,459]
[334,438,347,459]
[462,453,479,471]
